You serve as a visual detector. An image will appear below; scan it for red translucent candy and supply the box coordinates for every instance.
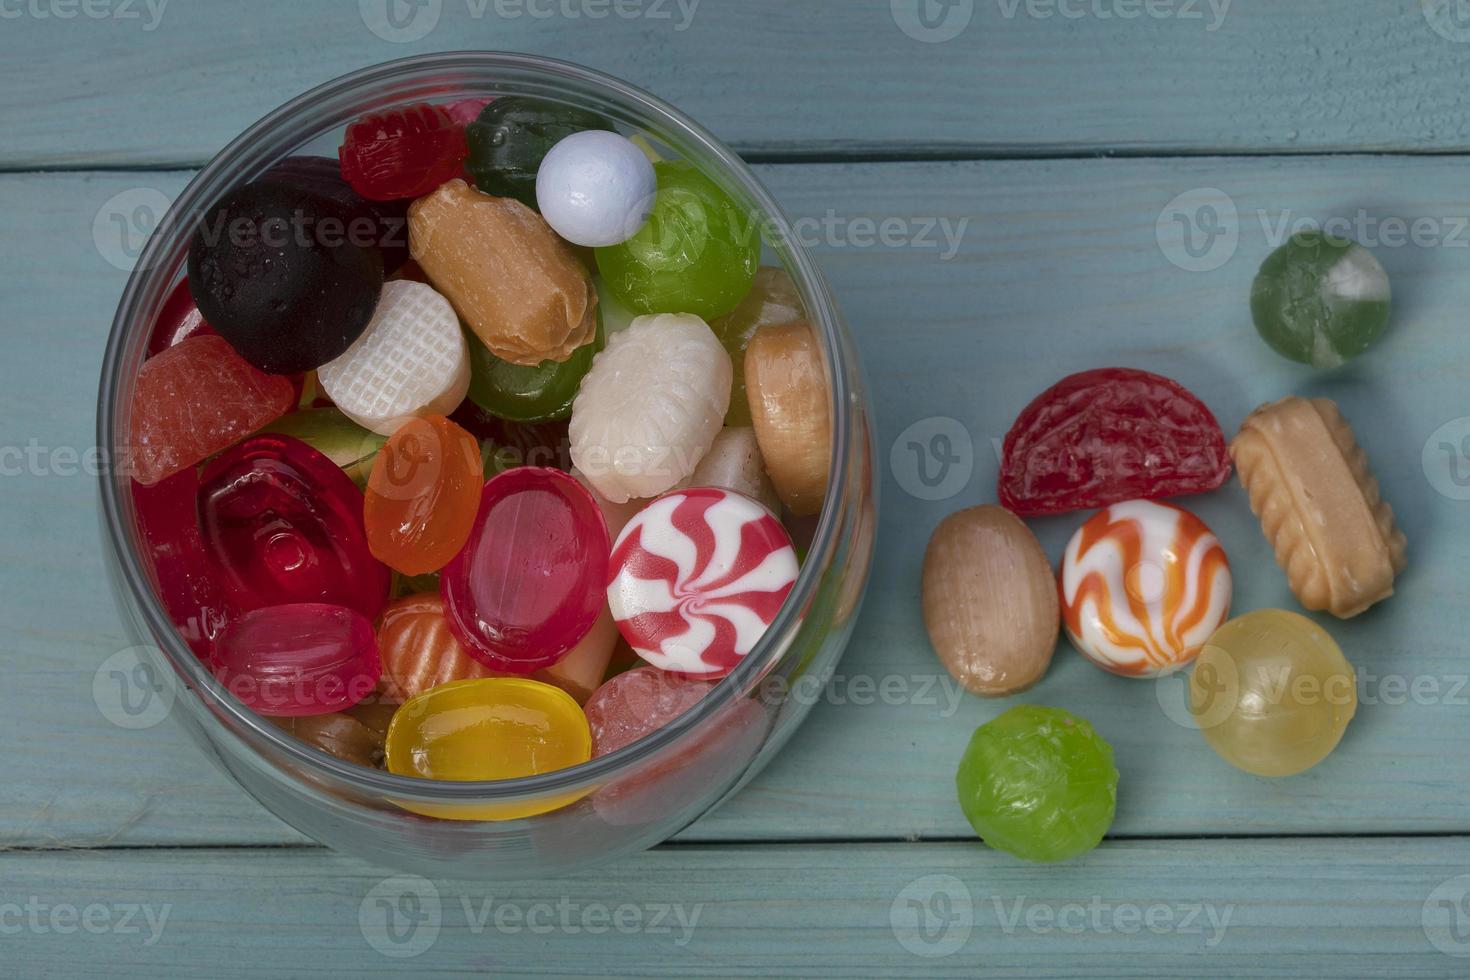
[129,335,296,486]
[441,467,610,673]
[211,603,381,716]
[585,666,717,757]
[339,103,470,201]
[147,278,216,355]
[132,469,233,658]
[998,367,1231,516]
[198,434,391,619]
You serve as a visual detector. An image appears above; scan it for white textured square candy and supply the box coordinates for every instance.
[318,279,470,435]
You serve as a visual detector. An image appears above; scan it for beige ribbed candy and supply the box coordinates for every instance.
[408,179,597,366]
[1231,397,1406,618]
[679,427,781,514]
[317,280,469,436]
[570,314,731,504]
[744,320,831,516]
[922,505,1059,697]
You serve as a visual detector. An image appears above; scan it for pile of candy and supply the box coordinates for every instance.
[925,231,1405,862]
[128,96,835,817]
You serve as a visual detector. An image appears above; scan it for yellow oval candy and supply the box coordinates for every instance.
[385,677,592,820]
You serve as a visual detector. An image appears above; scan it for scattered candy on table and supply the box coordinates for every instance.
[955,705,1118,863]
[536,130,657,247]
[441,467,610,673]
[197,434,391,620]
[409,179,598,366]
[316,279,470,435]
[128,334,296,486]
[188,180,385,374]
[607,487,798,679]
[363,414,483,575]
[744,319,832,516]
[922,505,1058,697]
[210,603,380,716]
[1250,230,1391,368]
[570,313,732,503]
[596,160,759,320]
[1231,397,1406,618]
[1060,499,1232,677]
[998,367,1231,516]
[1190,610,1357,777]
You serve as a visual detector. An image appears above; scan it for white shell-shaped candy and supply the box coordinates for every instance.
[571,313,732,503]
[536,131,657,248]
[317,280,469,436]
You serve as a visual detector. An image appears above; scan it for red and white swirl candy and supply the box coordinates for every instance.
[607,487,798,679]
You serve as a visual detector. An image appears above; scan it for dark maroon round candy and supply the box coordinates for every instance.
[261,156,410,273]
[187,180,384,374]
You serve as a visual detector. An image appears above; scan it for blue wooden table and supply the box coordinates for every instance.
[6,2,1470,975]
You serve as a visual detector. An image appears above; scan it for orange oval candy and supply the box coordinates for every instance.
[364,414,482,575]
[375,593,498,703]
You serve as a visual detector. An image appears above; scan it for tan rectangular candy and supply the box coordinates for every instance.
[1230,396,1406,618]
[409,179,597,366]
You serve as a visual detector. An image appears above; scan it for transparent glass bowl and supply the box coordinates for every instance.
[97,52,876,879]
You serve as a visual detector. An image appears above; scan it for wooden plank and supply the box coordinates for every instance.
[5,154,1470,848]
[4,1,1470,166]
[1,838,1467,977]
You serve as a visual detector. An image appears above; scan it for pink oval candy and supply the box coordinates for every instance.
[585,666,718,757]
[441,467,610,673]
[607,488,798,679]
[210,603,381,716]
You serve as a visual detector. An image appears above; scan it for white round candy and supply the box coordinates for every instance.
[570,313,732,504]
[536,131,657,248]
[317,279,470,436]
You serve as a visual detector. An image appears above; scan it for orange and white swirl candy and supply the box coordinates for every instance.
[1060,499,1231,677]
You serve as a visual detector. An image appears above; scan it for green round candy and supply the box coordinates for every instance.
[1250,230,1390,368]
[465,97,613,209]
[595,160,759,320]
[955,705,1118,863]
[466,313,604,423]
[260,408,385,488]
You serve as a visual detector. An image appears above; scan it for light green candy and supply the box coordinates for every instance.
[1250,230,1390,368]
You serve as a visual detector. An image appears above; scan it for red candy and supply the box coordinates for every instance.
[998,367,1231,516]
[607,488,798,680]
[147,278,215,355]
[211,603,380,716]
[585,666,717,757]
[128,335,296,486]
[441,467,610,674]
[339,103,469,201]
[132,469,233,658]
[198,434,391,620]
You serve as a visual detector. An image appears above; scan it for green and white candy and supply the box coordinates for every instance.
[1250,230,1390,368]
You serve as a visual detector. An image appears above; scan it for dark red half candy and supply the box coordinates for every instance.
[998,367,1231,516]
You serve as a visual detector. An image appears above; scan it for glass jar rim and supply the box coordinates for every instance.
[97,50,855,804]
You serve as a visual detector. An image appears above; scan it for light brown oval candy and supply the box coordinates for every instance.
[408,179,597,366]
[744,320,831,516]
[922,505,1059,697]
[1230,396,1406,618]
[271,711,385,769]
